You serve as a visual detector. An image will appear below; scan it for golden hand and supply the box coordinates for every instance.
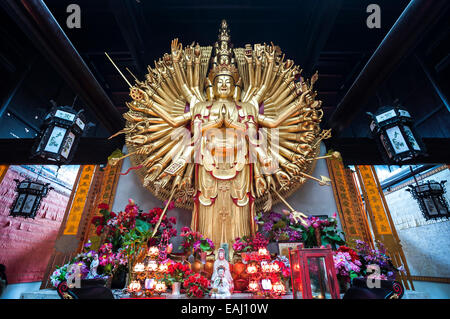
[264,42,276,61]
[274,169,291,188]
[255,175,267,197]
[194,43,201,61]
[136,144,153,155]
[282,162,301,176]
[184,45,193,64]
[130,87,149,104]
[265,175,277,191]
[148,163,163,181]
[171,38,183,62]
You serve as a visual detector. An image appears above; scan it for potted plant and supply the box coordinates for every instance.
[290,213,345,249]
[354,240,405,281]
[164,262,191,295]
[255,210,302,251]
[183,273,210,298]
[333,245,362,293]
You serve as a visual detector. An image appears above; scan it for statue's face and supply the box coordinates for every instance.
[218,269,225,277]
[219,250,225,260]
[214,75,233,98]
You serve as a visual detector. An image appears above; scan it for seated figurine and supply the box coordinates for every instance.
[210,247,234,297]
[211,266,232,298]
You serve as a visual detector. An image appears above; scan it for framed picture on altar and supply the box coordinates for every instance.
[278,242,302,259]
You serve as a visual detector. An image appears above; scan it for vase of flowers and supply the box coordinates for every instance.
[290,213,345,249]
[354,240,405,281]
[171,282,181,296]
[333,245,362,293]
[164,262,191,295]
[183,273,210,298]
[255,210,302,243]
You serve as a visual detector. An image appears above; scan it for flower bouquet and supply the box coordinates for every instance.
[290,213,345,249]
[179,227,203,255]
[92,200,177,252]
[255,210,302,242]
[183,273,210,298]
[354,240,404,281]
[233,233,269,253]
[193,238,215,257]
[164,262,192,295]
[333,245,362,291]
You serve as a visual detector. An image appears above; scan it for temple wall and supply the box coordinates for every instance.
[112,143,339,252]
[384,167,450,278]
[0,166,73,284]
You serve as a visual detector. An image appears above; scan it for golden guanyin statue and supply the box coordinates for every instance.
[112,20,330,252]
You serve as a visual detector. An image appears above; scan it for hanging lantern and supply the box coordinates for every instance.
[128,280,141,293]
[261,261,271,273]
[144,278,155,290]
[407,180,449,220]
[248,280,259,292]
[147,260,158,272]
[10,179,51,218]
[271,262,280,273]
[31,105,86,164]
[133,263,145,272]
[148,246,159,257]
[368,105,426,163]
[154,281,167,294]
[261,279,272,291]
[158,263,169,273]
[272,281,286,295]
[246,264,257,274]
[258,247,269,257]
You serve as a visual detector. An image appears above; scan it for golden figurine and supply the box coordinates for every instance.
[112,20,329,253]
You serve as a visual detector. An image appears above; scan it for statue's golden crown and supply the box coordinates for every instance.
[207,19,240,83]
[208,63,240,83]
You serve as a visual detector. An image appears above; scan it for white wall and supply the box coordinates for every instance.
[112,143,339,251]
[384,167,450,278]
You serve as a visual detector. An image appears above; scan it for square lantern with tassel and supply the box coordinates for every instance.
[10,179,51,218]
[288,244,340,299]
[368,105,426,164]
[407,180,450,220]
[31,105,86,165]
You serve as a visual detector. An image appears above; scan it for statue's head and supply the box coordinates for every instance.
[213,75,233,98]
[218,248,226,260]
[217,266,225,277]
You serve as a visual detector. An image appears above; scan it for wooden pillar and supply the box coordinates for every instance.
[326,158,373,248]
[80,162,123,251]
[355,165,415,290]
[40,165,99,289]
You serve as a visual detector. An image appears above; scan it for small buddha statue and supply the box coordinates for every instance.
[211,266,232,298]
[211,248,234,294]
[87,254,99,279]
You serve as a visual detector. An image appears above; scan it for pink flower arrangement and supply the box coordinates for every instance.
[333,246,362,283]
[179,227,204,253]
[233,233,269,253]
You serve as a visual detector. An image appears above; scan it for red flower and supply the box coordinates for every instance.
[338,246,359,262]
[96,225,103,235]
[98,203,109,210]
[91,216,102,225]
